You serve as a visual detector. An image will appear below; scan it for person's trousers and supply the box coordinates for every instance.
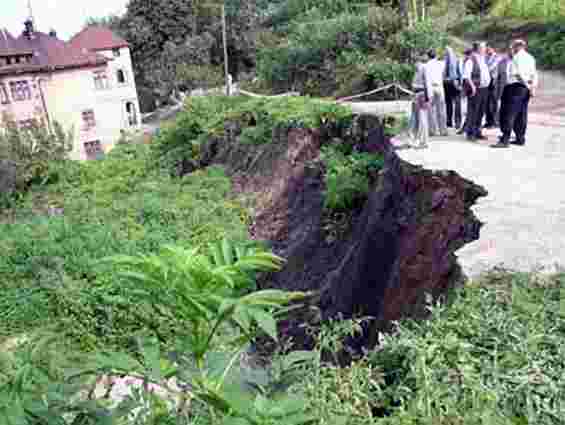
[409,92,430,146]
[443,81,462,129]
[429,86,448,136]
[500,83,530,144]
[466,87,488,138]
[485,82,499,127]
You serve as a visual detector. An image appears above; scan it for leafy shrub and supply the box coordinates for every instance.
[0,143,250,348]
[0,240,313,424]
[391,19,449,62]
[176,63,224,91]
[366,61,416,89]
[320,145,384,211]
[0,116,73,192]
[367,271,565,423]
[527,22,565,69]
[154,95,353,153]
[258,8,397,93]
[490,0,565,19]
[268,0,368,29]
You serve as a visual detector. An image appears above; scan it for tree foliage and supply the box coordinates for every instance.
[105,0,258,108]
[0,116,73,193]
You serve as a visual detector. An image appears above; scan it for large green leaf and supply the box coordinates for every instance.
[249,308,278,341]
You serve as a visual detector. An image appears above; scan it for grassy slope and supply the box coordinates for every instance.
[0,143,250,350]
[0,96,563,423]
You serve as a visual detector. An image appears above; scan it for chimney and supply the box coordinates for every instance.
[23,19,35,40]
[48,29,57,38]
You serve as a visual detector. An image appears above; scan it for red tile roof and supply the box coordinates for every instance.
[69,26,129,52]
[0,28,108,76]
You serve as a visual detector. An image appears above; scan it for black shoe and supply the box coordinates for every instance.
[476,134,488,140]
[510,139,525,146]
[456,128,465,135]
[491,141,509,148]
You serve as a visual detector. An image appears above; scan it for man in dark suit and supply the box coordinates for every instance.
[492,39,538,148]
[462,42,491,141]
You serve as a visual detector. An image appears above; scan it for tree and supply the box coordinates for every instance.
[114,0,259,110]
[0,115,73,192]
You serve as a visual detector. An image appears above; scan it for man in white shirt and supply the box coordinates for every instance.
[408,55,431,148]
[457,49,473,135]
[424,49,448,137]
[492,39,538,148]
[463,41,491,141]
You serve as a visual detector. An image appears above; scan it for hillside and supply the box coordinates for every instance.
[2,94,564,423]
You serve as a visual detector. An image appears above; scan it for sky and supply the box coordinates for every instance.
[2,0,128,40]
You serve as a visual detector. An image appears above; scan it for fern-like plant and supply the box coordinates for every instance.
[100,239,306,365]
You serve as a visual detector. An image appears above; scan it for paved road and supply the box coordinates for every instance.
[395,70,565,277]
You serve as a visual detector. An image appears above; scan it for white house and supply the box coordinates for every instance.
[0,19,141,160]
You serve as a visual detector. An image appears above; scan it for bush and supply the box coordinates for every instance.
[0,117,73,192]
[0,143,250,349]
[490,0,565,19]
[320,145,384,211]
[366,61,416,89]
[390,19,449,63]
[367,271,565,423]
[527,22,565,69]
[258,7,400,94]
[154,95,353,154]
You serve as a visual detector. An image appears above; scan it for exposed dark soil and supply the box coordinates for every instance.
[197,115,487,350]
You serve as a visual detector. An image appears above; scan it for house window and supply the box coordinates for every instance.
[125,101,137,126]
[93,71,110,90]
[116,69,126,84]
[84,140,104,160]
[82,109,96,130]
[112,48,121,58]
[0,83,9,104]
[9,80,31,101]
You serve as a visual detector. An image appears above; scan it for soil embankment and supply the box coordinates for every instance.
[197,115,487,333]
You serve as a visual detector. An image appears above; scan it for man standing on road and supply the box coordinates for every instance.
[443,46,462,130]
[492,39,538,148]
[408,54,431,149]
[463,41,491,141]
[494,46,514,138]
[425,49,448,137]
[484,46,501,128]
[457,49,473,135]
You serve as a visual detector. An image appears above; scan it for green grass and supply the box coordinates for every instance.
[0,143,250,350]
[294,270,565,424]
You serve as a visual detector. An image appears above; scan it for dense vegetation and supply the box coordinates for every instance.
[2,91,564,423]
[88,0,465,108]
[0,117,73,195]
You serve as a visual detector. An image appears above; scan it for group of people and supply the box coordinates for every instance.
[408,39,538,149]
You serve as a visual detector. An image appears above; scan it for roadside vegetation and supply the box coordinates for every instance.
[453,0,565,70]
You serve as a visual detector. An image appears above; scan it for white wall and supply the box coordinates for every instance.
[41,47,142,160]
